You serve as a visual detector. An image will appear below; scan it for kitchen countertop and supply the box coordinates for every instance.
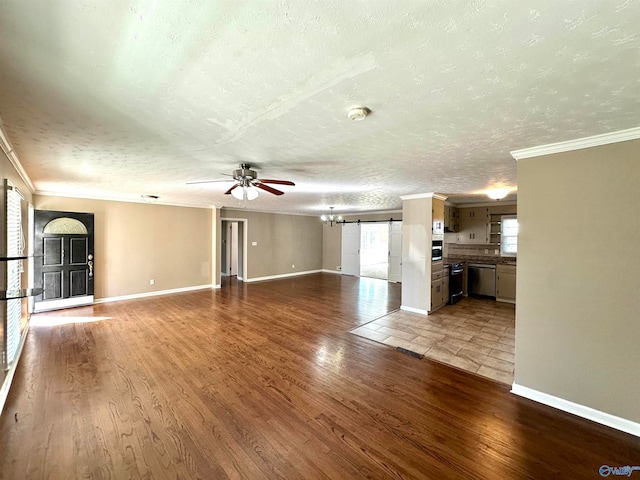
[445,256,516,266]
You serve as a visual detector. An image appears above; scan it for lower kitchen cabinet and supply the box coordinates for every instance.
[430,263,449,312]
[496,264,516,303]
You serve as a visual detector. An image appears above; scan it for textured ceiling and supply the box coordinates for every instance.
[0,1,639,214]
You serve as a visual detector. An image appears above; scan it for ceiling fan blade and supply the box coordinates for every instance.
[254,182,284,195]
[224,184,240,195]
[186,179,233,185]
[258,179,295,186]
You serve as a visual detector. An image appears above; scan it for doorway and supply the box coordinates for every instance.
[341,221,402,282]
[221,219,245,281]
[33,210,94,312]
[360,224,389,280]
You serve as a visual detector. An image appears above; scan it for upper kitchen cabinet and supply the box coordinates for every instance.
[457,207,489,244]
[462,206,489,220]
[444,205,459,233]
[454,204,517,245]
[457,221,489,244]
[432,197,445,235]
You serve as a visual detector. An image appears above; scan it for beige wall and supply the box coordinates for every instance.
[321,211,402,271]
[516,139,640,423]
[33,196,213,299]
[221,209,322,280]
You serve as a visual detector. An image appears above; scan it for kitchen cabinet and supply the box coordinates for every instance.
[442,266,449,305]
[496,264,516,303]
[432,198,445,235]
[462,207,489,220]
[444,206,459,232]
[457,221,488,244]
[430,262,447,311]
[457,207,489,244]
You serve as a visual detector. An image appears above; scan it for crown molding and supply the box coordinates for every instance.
[511,126,640,160]
[34,190,216,209]
[400,192,448,201]
[0,122,35,192]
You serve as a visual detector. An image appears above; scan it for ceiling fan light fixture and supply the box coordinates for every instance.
[231,186,244,200]
[347,105,370,121]
[246,186,259,200]
[231,183,259,201]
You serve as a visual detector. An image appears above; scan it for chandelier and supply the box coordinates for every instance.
[321,207,343,227]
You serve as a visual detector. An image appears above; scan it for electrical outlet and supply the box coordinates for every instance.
[291,264,295,269]
[150,279,155,285]
[484,249,489,254]
[494,249,499,254]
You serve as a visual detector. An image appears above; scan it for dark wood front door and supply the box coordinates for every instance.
[34,210,95,311]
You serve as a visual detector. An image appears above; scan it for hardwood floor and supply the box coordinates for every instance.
[1,273,638,479]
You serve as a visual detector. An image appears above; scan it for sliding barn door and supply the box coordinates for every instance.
[341,223,361,276]
[388,221,402,283]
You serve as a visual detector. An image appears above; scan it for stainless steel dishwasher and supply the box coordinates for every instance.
[468,264,496,297]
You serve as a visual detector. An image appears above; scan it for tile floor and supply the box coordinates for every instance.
[350,297,515,385]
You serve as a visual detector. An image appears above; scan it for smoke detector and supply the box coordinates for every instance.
[347,105,370,121]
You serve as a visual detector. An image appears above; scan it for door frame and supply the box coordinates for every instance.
[221,217,248,282]
[33,210,95,312]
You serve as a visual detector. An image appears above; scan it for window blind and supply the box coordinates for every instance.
[6,185,23,365]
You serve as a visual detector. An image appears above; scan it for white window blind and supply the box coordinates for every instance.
[6,185,24,365]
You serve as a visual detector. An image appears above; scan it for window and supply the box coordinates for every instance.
[501,215,518,257]
[43,217,87,234]
[6,184,24,365]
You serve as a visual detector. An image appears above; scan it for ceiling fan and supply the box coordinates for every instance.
[187,164,295,199]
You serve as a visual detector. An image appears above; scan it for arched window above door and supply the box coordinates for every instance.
[43,217,88,234]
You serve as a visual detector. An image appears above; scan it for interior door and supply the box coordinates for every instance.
[388,221,402,283]
[341,223,361,276]
[229,222,238,276]
[33,211,94,312]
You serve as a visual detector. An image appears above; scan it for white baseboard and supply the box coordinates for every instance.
[400,305,429,316]
[321,269,342,274]
[511,383,640,437]
[94,284,214,304]
[0,325,30,416]
[244,269,323,283]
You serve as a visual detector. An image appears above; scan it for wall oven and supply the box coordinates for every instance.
[432,240,443,261]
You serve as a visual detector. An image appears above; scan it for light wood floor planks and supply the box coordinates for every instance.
[0,273,638,479]
[351,298,516,385]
